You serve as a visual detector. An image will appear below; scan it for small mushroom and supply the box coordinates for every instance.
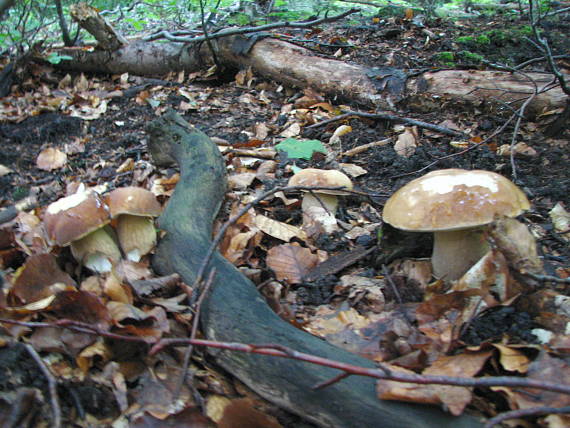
[106,187,162,262]
[382,169,530,281]
[288,168,353,235]
[44,190,120,273]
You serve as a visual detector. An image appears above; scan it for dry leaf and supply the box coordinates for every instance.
[218,398,283,428]
[394,127,418,158]
[266,243,319,284]
[549,202,570,241]
[36,147,67,171]
[492,344,530,373]
[340,163,367,178]
[0,164,13,176]
[494,352,570,410]
[227,172,257,190]
[378,351,492,416]
[254,214,306,242]
[11,253,76,303]
[489,217,544,276]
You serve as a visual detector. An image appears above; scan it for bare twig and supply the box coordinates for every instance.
[143,9,360,43]
[191,184,357,294]
[522,271,570,284]
[308,111,466,138]
[174,269,216,401]
[342,137,392,157]
[484,405,570,428]
[3,318,570,398]
[24,344,61,428]
[515,54,570,70]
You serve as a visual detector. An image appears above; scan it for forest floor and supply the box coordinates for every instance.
[0,7,569,428]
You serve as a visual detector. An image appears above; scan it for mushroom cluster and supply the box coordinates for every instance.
[44,187,161,273]
[383,169,530,281]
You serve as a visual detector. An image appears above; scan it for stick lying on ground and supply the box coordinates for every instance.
[146,110,482,428]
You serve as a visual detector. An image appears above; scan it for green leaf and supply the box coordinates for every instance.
[45,52,73,64]
[275,138,327,160]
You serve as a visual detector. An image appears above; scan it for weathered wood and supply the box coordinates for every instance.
[53,33,568,117]
[70,2,127,50]
[146,110,482,428]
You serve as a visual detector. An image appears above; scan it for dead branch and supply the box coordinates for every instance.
[2,318,570,398]
[24,344,61,428]
[143,8,360,43]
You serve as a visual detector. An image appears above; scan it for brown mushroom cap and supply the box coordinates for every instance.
[383,169,530,232]
[287,168,353,195]
[106,187,162,218]
[44,191,110,246]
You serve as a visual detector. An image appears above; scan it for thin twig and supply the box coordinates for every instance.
[143,9,360,43]
[191,185,356,295]
[522,272,570,284]
[3,318,570,397]
[174,269,216,401]
[24,344,61,428]
[484,405,570,428]
[308,111,466,137]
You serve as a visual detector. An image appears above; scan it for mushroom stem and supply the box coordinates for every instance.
[432,228,489,281]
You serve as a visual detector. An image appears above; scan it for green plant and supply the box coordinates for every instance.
[458,50,484,63]
[434,51,455,65]
[45,52,73,64]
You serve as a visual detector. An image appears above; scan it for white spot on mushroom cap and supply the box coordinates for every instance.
[46,191,90,214]
[420,171,499,194]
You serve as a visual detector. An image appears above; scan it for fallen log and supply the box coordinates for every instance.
[146,110,482,428]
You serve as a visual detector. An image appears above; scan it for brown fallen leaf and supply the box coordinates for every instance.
[492,344,530,373]
[36,147,67,171]
[394,127,419,158]
[377,350,492,416]
[493,352,570,410]
[218,398,283,428]
[266,243,320,284]
[11,253,77,303]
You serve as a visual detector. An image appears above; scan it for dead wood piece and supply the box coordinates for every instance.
[303,245,376,282]
[407,69,569,118]
[146,110,482,428]
[70,2,127,50]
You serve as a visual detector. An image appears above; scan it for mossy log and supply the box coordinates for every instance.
[146,110,482,428]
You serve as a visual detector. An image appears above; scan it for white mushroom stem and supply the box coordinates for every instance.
[431,228,490,281]
[116,215,157,262]
[301,193,339,215]
[70,227,121,273]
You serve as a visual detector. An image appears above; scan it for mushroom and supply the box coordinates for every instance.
[288,168,353,235]
[382,169,530,281]
[44,190,121,273]
[106,187,162,262]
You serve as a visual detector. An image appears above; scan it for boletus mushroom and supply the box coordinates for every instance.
[106,187,162,262]
[44,190,120,273]
[383,169,530,281]
[288,168,353,234]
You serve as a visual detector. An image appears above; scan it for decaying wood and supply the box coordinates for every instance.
[69,2,127,50]
[407,69,568,118]
[53,31,568,118]
[146,110,482,428]
[47,5,567,117]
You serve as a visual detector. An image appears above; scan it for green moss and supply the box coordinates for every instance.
[434,51,455,66]
[476,35,491,45]
[456,35,475,44]
[458,50,484,63]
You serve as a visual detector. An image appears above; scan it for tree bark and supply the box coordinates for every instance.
[52,34,568,118]
[146,110,482,428]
